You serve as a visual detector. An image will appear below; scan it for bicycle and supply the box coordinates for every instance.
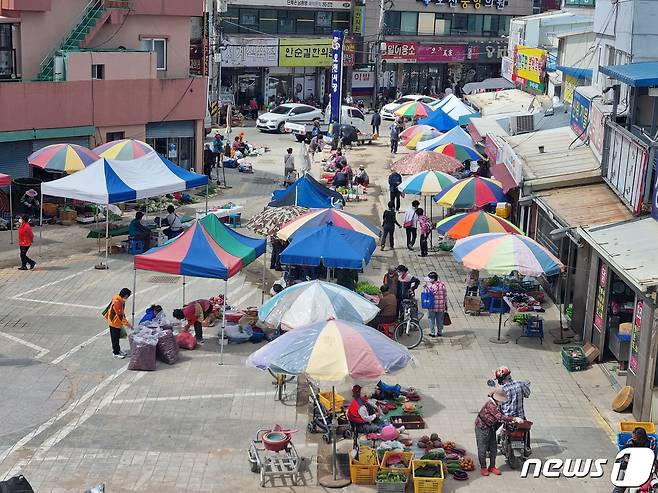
[268,368,295,401]
[394,297,423,349]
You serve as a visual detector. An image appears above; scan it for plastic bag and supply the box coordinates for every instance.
[156,329,179,364]
[128,333,157,371]
[224,322,251,344]
[177,331,197,350]
[420,288,435,309]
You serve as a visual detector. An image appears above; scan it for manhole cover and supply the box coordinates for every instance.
[148,276,179,284]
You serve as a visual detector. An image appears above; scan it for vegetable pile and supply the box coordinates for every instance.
[414,463,442,478]
[376,472,407,483]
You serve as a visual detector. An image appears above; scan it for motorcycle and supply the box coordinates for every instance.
[498,420,533,470]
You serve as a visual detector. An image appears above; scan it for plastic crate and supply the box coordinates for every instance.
[319,390,344,412]
[617,432,658,449]
[412,459,444,493]
[380,451,413,475]
[619,422,656,433]
[561,345,588,372]
[376,474,408,493]
[350,446,379,485]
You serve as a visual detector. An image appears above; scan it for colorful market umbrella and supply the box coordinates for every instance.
[394,101,434,119]
[398,170,457,196]
[436,211,523,239]
[277,208,380,241]
[390,151,463,175]
[28,144,99,173]
[452,233,564,277]
[245,206,309,237]
[258,280,380,330]
[93,139,154,160]
[400,124,434,140]
[247,319,411,383]
[433,143,483,162]
[404,128,443,150]
[433,176,506,209]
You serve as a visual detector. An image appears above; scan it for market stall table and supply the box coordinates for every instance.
[503,294,544,344]
[86,215,195,239]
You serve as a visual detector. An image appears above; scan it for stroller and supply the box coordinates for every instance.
[307,384,352,444]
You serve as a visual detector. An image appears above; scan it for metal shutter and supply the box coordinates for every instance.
[0,141,33,179]
[146,121,195,138]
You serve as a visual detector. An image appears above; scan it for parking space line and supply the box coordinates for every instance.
[0,331,49,359]
[10,297,105,310]
[110,390,272,405]
[10,265,102,299]
[50,329,109,365]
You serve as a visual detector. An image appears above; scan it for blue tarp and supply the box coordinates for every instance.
[418,108,459,132]
[556,65,593,80]
[599,62,658,88]
[269,174,345,208]
[280,223,376,269]
[416,126,475,152]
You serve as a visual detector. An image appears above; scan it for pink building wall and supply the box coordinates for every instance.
[66,51,157,81]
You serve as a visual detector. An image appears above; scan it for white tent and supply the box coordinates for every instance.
[432,94,476,119]
[416,125,475,152]
[41,152,208,267]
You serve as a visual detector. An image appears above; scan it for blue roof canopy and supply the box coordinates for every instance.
[599,62,658,88]
[269,174,345,208]
[557,65,593,80]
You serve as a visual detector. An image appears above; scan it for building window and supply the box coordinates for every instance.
[91,64,105,80]
[259,9,277,33]
[140,38,167,70]
[434,15,450,36]
[418,13,435,35]
[384,11,401,35]
[0,24,16,80]
[400,12,418,35]
[316,11,332,34]
[106,131,125,142]
[564,0,595,5]
[467,14,483,35]
[278,11,295,34]
[451,14,467,34]
[239,9,258,29]
[295,11,315,35]
[223,8,239,33]
[332,11,350,30]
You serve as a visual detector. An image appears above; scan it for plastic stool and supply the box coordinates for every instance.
[128,239,144,255]
[378,323,396,339]
[516,317,544,344]
[228,214,241,228]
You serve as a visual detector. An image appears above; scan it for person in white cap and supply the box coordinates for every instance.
[20,189,40,218]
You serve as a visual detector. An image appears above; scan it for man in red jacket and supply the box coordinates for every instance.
[17,215,35,270]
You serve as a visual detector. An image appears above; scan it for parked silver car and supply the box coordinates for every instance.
[257,103,323,133]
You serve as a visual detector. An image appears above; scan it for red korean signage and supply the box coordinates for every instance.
[416,44,465,62]
[381,42,417,62]
[343,38,356,67]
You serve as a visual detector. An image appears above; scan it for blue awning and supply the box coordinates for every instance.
[599,62,658,88]
[556,65,593,80]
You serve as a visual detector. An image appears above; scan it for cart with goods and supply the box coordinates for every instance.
[248,427,301,487]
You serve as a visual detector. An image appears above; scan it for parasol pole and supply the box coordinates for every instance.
[205,183,209,214]
[182,275,186,305]
[332,386,337,479]
[219,279,228,365]
[132,268,137,326]
[9,182,13,244]
[38,190,43,255]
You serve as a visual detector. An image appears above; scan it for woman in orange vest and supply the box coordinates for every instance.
[346,385,384,435]
[17,215,35,270]
[105,288,133,359]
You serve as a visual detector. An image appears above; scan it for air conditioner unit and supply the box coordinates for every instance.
[509,114,534,135]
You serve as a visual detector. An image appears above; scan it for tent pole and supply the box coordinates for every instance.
[219,279,228,365]
[331,385,337,480]
[182,275,186,305]
[261,246,266,304]
[104,203,109,266]
[132,268,136,327]
[38,190,43,256]
[9,183,13,244]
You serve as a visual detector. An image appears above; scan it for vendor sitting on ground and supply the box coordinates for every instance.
[368,285,398,329]
[172,299,213,344]
[347,385,384,434]
[163,205,184,239]
[354,165,369,187]
[129,211,151,250]
[332,164,349,188]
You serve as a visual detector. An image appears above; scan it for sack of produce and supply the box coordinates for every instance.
[128,332,157,371]
[156,329,179,364]
[176,331,197,350]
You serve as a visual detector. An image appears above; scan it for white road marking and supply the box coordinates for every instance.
[50,329,109,365]
[3,372,144,479]
[0,331,49,359]
[10,263,108,298]
[0,364,130,473]
[110,390,273,405]
[9,297,105,309]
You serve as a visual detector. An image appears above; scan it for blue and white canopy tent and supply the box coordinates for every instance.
[40,151,208,267]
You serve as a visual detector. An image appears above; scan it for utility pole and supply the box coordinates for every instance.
[373,0,385,108]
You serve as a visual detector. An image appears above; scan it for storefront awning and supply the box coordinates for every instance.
[556,65,593,80]
[600,62,658,88]
[490,163,518,193]
[535,183,634,229]
[579,217,658,292]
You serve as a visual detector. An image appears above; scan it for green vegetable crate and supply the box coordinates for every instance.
[376,472,408,493]
[412,459,444,493]
[561,345,588,372]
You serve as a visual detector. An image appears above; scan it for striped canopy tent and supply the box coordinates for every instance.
[134,213,266,363]
[277,208,380,241]
[400,124,435,140]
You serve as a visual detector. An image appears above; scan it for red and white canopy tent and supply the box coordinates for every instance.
[0,173,13,243]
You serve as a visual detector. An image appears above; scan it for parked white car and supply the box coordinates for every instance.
[257,103,322,133]
[380,94,438,120]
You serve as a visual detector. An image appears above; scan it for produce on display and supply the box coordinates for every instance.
[376,472,407,483]
[413,462,442,477]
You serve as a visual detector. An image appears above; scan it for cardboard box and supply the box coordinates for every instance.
[583,342,600,364]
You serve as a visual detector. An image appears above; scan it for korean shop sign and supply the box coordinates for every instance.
[629,300,643,375]
[513,45,546,85]
[419,0,506,9]
[279,38,332,67]
[417,44,465,62]
[381,42,417,63]
[570,89,590,139]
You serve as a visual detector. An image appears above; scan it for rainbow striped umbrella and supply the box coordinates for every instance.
[436,211,522,239]
[433,176,506,209]
[277,208,380,241]
[93,139,154,160]
[433,143,482,162]
[452,233,564,277]
[28,144,99,173]
[399,170,457,196]
[394,101,434,119]
[400,124,434,140]
[247,319,411,383]
[404,128,443,150]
